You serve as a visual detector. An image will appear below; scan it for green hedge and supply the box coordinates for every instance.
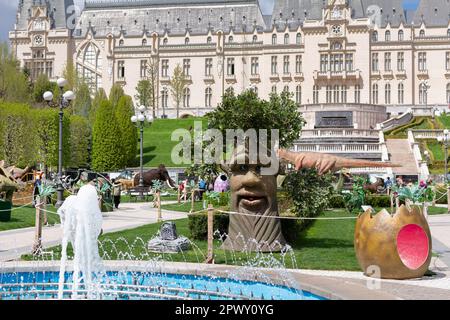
[328,194,391,209]
[328,195,346,208]
[188,212,229,240]
[0,201,12,222]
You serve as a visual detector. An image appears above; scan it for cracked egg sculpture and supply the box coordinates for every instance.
[354,205,432,280]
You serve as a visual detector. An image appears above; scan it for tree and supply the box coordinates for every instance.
[89,88,107,126]
[69,115,91,168]
[62,59,80,92]
[32,74,55,104]
[92,100,125,171]
[169,64,188,118]
[0,42,30,103]
[135,58,158,118]
[109,83,125,109]
[115,95,138,166]
[72,82,92,118]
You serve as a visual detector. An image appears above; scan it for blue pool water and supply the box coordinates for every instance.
[0,271,326,300]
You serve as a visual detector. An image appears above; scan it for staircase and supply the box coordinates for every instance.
[385,139,420,176]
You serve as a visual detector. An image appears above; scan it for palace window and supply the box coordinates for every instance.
[185,37,190,45]
[384,53,391,71]
[77,43,103,91]
[183,59,191,76]
[398,30,404,41]
[283,56,290,74]
[446,52,450,70]
[296,33,302,45]
[283,85,289,93]
[45,61,53,78]
[272,34,277,45]
[207,36,212,44]
[385,83,391,105]
[385,30,391,42]
[296,85,302,105]
[341,86,347,103]
[271,56,278,74]
[161,88,168,109]
[119,39,124,46]
[228,36,233,43]
[354,85,361,103]
[331,42,342,50]
[118,61,125,79]
[163,38,168,45]
[252,35,258,43]
[161,60,169,77]
[372,31,378,42]
[447,83,450,103]
[419,29,425,38]
[333,85,340,103]
[419,83,428,105]
[372,83,379,104]
[205,58,213,76]
[326,85,332,103]
[251,57,259,75]
[142,39,147,46]
[418,52,427,71]
[140,60,147,78]
[253,86,258,96]
[320,54,328,72]
[271,85,277,94]
[372,53,379,71]
[448,29,450,38]
[330,54,343,72]
[398,83,404,104]
[284,33,289,45]
[227,58,235,75]
[345,54,353,71]
[313,85,319,104]
[183,88,190,108]
[295,55,302,73]
[397,52,404,71]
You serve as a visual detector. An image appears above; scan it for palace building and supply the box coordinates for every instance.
[9,0,450,121]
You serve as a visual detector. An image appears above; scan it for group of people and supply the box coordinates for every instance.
[383,175,433,195]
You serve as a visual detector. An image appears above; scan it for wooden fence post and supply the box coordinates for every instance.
[177,187,181,204]
[206,204,214,264]
[157,190,162,222]
[447,186,450,214]
[190,188,195,213]
[32,196,43,256]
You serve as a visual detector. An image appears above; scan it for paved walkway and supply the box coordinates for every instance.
[429,214,450,268]
[0,202,188,262]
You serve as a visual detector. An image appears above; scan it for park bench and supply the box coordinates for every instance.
[127,186,153,202]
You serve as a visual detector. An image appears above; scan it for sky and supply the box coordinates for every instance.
[0,0,421,43]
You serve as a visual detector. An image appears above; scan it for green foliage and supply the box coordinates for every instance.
[206,89,304,149]
[0,103,37,167]
[0,200,12,222]
[34,108,70,168]
[72,82,92,118]
[169,64,188,118]
[365,195,391,208]
[37,181,57,198]
[343,177,366,214]
[282,169,334,231]
[204,191,230,207]
[109,83,125,109]
[69,115,91,168]
[187,212,229,240]
[115,95,138,166]
[0,42,30,104]
[393,183,435,204]
[151,179,163,191]
[184,164,220,183]
[328,194,346,208]
[135,80,152,109]
[89,88,107,126]
[32,74,56,104]
[92,100,125,171]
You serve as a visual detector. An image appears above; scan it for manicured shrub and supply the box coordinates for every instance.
[366,195,391,208]
[115,96,138,167]
[188,212,229,240]
[328,194,346,208]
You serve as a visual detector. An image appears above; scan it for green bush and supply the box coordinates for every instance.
[188,212,229,240]
[328,195,346,208]
[0,201,12,222]
[366,195,391,208]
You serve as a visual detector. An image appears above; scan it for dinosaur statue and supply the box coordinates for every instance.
[364,177,385,194]
[221,148,399,252]
[333,168,352,193]
[0,162,20,203]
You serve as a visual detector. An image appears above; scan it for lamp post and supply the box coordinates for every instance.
[162,85,167,119]
[131,105,153,199]
[43,78,75,208]
[438,129,450,183]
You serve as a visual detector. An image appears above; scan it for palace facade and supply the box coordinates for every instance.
[9,0,450,122]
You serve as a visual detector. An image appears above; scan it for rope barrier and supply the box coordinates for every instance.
[216,209,359,220]
[0,202,34,212]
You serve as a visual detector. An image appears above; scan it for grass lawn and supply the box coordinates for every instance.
[161,201,207,213]
[437,115,450,128]
[428,206,449,215]
[0,205,60,232]
[22,209,361,271]
[140,117,207,167]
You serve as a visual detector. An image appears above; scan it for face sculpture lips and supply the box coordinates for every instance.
[237,190,268,211]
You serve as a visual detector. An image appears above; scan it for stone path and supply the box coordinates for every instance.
[0,202,188,262]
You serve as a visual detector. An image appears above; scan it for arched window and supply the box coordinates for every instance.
[385,30,391,41]
[119,39,124,46]
[185,37,190,45]
[341,85,347,103]
[252,35,257,43]
[333,85,340,103]
[207,36,212,44]
[419,83,428,105]
[313,85,319,104]
[296,85,302,105]
[284,33,289,45]
[354,85,361,103]
[398,30,404,41]
[283,85,289,93]
[385,83,391,104]
[142,39,147,46]
[372,31,378,42]
[228,36,233,43]
[272,34,277,45]
[161,88,169,109]
[419,29,425,38]
[398,83,404,104]
[205,87,212,107]
[296,33,302,45]
[331,42,342,50]
[78,43,102,92]
[447,83,450,103]
[163,38,168,45]
[372,83,379,104]
[183,88,190,108]
[84,44,96,67]
[447,29,450,38]
[271,85,277,94]
[326,85,332,103]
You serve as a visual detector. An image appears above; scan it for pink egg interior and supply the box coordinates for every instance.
[396,224,429,270]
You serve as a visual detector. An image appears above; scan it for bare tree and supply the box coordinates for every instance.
[135,58,159,118]
[169,64,188,118]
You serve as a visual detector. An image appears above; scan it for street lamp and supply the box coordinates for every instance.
[43,77,75,208]
[131,105,153,199]
[437,129,450,182]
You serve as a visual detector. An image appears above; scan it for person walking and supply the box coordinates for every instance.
[198,178,207,200]
[384,176,393,195]
[111,179,122,209]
